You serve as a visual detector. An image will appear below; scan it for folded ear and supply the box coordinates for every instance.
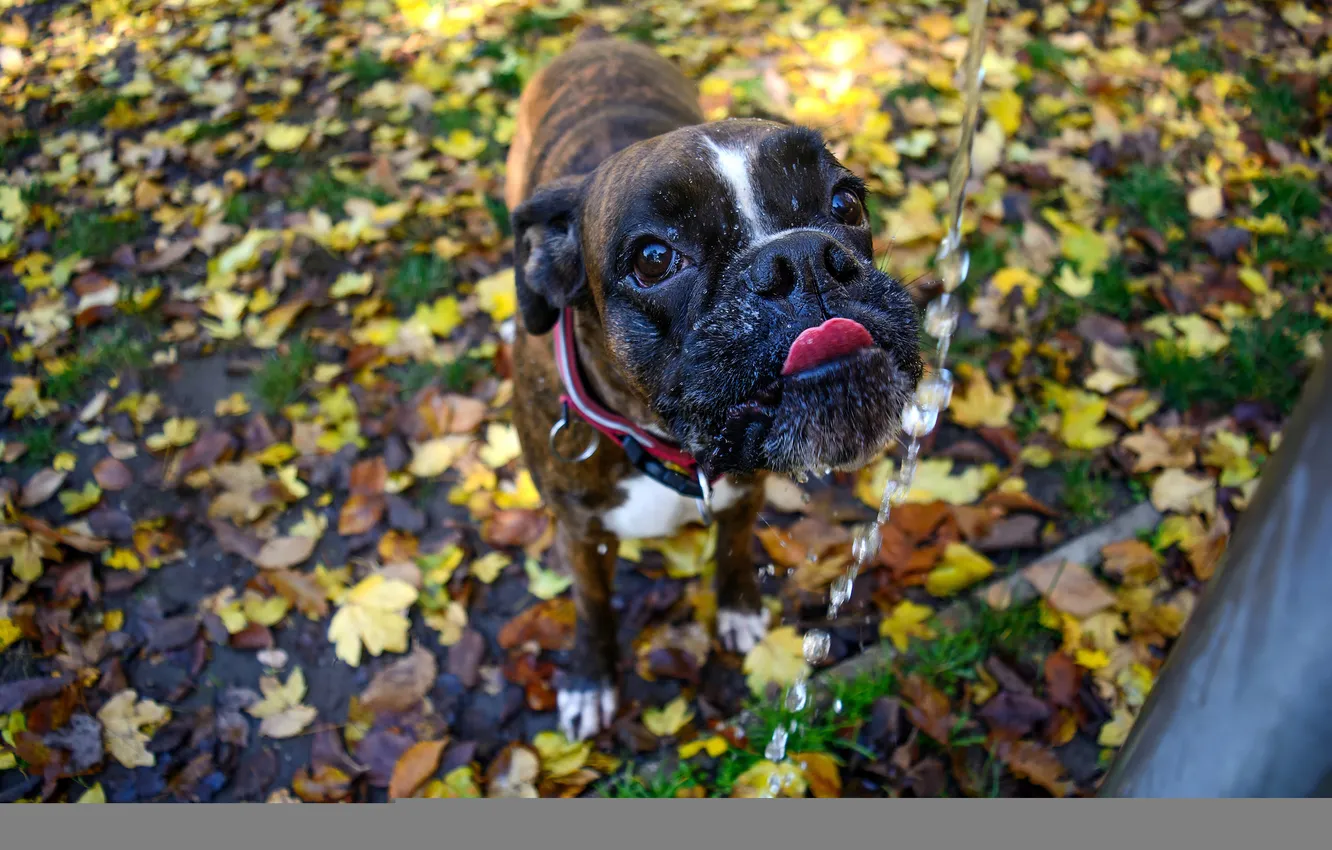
[510,175,588,335]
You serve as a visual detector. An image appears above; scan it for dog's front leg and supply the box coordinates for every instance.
[714,478,770,655]
[555,522,620,741]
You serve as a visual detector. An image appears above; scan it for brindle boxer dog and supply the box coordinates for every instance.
[505,31,923,741]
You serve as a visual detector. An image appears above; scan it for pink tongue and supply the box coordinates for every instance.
[781,318,874,376]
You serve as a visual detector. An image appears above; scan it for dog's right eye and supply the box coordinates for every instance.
[632,240,677,286]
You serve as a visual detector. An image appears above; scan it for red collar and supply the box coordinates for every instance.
[553,308,718,499]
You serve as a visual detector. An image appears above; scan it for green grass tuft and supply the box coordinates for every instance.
[1254,231,1332,293]
[598,762,703,798]
[0,130,37,167]
[223,193,256,227]
[1167,45,1224,77]
[289,170,393,213]
[1244,70,1305,141]
[1252,175,1322,224]
[1107,165,1189,233]
[1058,459,1113,526]
[54,211,144,259]
[389,254,453,313]
[1024,39,1070,73]
[67,91,119,125]
[346,50,398,85]
[253,340,317,413]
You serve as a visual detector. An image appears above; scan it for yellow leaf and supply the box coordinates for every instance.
[493,469,542,510]
[1187,184,1223,220]
[1075,648,1110,670]
[59,481,102,515]
[643,696,695,738]
[524,558,572,600]
[1053,264,1093,298]
[990,266,1042,305]
[983,89,1023,136]
[879,600,937,651]
[4,376,56,419]
[646,526,716,579]
[434,129,488,160]
[1172,314,1229,358]
[331,271,373,298]
[53,451,76,471]
[743,626,810,696]
[469,551,509,584]
[479,423,522,469]
[925,543,996,597]
[908,459,999,505]
[247,667,318,738]
[731,759,807,798]
[98,690,170,768]
[104,548,142,571]
[77,783,106,803]
[475,268,516,323]
[533,731,592,779]
[145,417,199,452]
[215,392,251,416]
[327,575,418,667]
[104,609,124,631]
[679,736,729,759]
[421,766,483,799]
[1047,384,1116,450]
[417,296,463,338]
[424,600,467,646]
[1150,469,1216,514]
[1058,223,1111,277]
[243,591,291,627]
[1237,266,1268,295]
[949,368,1015,428]
[0,617,21,652]
[1019,445,1054,468]
[1202,430,1258,487]
[263,123,310,152]
[1098,707,1135,747]
[409,436,472,477]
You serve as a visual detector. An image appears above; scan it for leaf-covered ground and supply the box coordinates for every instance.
[1,0,1330,801]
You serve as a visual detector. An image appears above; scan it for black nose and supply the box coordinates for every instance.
[745,230,861,302]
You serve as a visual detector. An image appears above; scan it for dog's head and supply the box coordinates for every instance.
[512,119,923,479]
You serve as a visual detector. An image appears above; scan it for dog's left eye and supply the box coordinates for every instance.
[831,189,866,227]
[632,240,679,286]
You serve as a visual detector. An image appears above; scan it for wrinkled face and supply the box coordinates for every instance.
[580,120,924,479]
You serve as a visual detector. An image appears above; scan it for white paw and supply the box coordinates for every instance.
[717,607,770,654]
[557,683,618,741]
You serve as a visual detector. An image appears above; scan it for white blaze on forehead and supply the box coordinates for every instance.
[704,138,767,239]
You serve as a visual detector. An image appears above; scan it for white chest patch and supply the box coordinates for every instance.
[601,474,748,540]
[704,138,767,240]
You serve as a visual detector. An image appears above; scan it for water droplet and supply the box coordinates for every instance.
[822,466,833,478]
[765,726,788,762]
[801,490,812,504]
[596,543,607,555]
[794,471,809,484]
[901,402,938,438]
[767,774,782,796]
[785,680,808,711]
[924,292,960,338]
[830,574,854,609]
[851,522,880,566]
[803,629,831,664]
[832,698,843,713]
[917,369,954,411]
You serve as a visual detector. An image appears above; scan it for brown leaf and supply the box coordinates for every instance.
[1099,539,1162,585]
[389,739,447,800]
[483,509,548,547]
[348,457,388,495]
[757,525,808,569]
[1185,512,1230,581]
[1043,652,1082,709]
[993,738,1073,797]
[267,568,330,619]
[338,493,385,536]
[973,515,1041,551]
[497,599,576,651]
[793,751,841,798]
[978,692,1051,737]
[360,645,437,714]
[21,469,67,507]
[901,674,954,745]
[1020,559,1116,618]
[292,764,352,803]
[979,489,1059,517]
[209,519,263,561]
[447,629,486,688]
[253,535,316,570]
[174,431,236,480]
[92,458,133,491]
[138,239,196,272]
[889,501,952,544]
[53,561,98,603]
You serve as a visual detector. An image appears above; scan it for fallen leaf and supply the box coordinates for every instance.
[389,739,447,799]
[360,644,437,714]
[1150,469,1216,514]
[901,674,954,745]
[327,575,418,667]
[642,696,695,738]
[949,369,1016,428]
[523,558,572,600]
[21,468,67,507]
[247,667,318,739]
[497,599,576,651]
[743,626,810,696]
[92,458,133,491]
[1187,184,1223,220]
[879,600,937,651]
[97,690,170,768]
[1020,559,1116,618]
[253,535,316,570]
[793,751,841,798]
